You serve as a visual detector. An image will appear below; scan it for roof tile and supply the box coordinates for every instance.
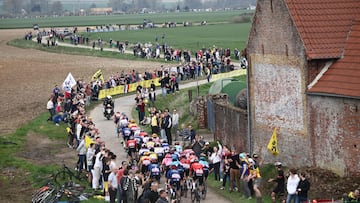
[308,19,360,98]
[285,0,360,59]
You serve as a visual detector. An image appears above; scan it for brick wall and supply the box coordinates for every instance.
[308,96,360,176]
[196,94,249,151]
[213,102,249,152]
[247,0,312,167]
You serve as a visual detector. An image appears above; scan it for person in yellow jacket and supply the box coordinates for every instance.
[347,189,359,202]
[249,158,262,203]
[151,113,159,134]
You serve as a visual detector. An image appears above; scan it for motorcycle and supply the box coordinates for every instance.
[104,104,114,120]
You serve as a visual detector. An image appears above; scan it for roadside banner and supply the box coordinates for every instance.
[92,69,104,82]
[267,128,279,156]
[97,69,245,99]
[62,72,76,93]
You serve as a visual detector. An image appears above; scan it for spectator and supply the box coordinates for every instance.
[156,189,168,203]
[268,162,285,203]
[162,109,172,145]
[191,134,204,157]
[108,167,119,203]
[76,135,86,171]
[240,153,251,199]
[249,158,263,203]
[228,148,241,193]
[345,189,359,202]
[86,143,96,187]
[296,172,310,203]
[172,109,179,141]
[209,141,222,181]
[145,181,160,203]
[47,96,55,121]
[286,168,300,203]
[220,158,231,190]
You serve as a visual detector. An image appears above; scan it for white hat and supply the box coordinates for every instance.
[248,158,255,164]
[205,142,210,145]
[275,161,282,166]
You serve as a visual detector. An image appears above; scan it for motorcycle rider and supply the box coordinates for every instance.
[103,95,114,116]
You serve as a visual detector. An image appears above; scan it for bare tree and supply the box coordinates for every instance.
[4,0,24,15]
[108,0,124,11]
[184,0,202,9]
[51,1,63,15]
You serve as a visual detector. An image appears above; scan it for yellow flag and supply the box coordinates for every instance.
[85,135,95,148]
[92,69,104,82]
[267,128,279,155]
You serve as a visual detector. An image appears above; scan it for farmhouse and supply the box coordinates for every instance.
[247,0,360,176]
[90,8,113,15]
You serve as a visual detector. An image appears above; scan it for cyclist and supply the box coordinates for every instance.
[138,144,149,157]
[146,138,156,149]
[161,153,173,175]
[161,139,170,154]
[166,163,182,201]
[199,155,210,181]
[148,158,161,183]
[139,151,151,175]
[190,158,205,195]
[154,143,165,163]
[174,141,183,153]
[126,136,137,162]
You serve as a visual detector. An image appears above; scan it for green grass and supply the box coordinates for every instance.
[206,168,276,203]
[0,10,252,29]
[81,22,251,53]
[0,112,69,185]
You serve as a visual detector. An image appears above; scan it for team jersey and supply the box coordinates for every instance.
[167,169,181,182]
[148,163,161,176]
[154,147,165,157]
[128,123,137,128]
[174,145,183,153]
[140,156,151,166]
[161,143,170,152]
[123,128,131,137]
[199,160,210,171]
[171,153,179,161]
[146,141,155,149]
[162,154,173,167]
[180,158,190,169]
[127,139,137,149]
[149,152,158,161]
[183,149,194,158]
[119,119,128,128]
[190,162,204,176]
[138,148,149,156]
[134,135,143,145]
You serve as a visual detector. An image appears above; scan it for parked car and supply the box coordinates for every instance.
[33,24,39,30]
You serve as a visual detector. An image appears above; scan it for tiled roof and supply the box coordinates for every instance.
[285,0,360,59]
[308,19,360,98]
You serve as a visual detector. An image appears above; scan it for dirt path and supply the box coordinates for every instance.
[90,80,231,203]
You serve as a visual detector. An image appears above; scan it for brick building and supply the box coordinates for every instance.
[247,0,360,176]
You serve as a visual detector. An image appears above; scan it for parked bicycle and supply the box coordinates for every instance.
[32,182,57,203]
[54,162,87,186]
